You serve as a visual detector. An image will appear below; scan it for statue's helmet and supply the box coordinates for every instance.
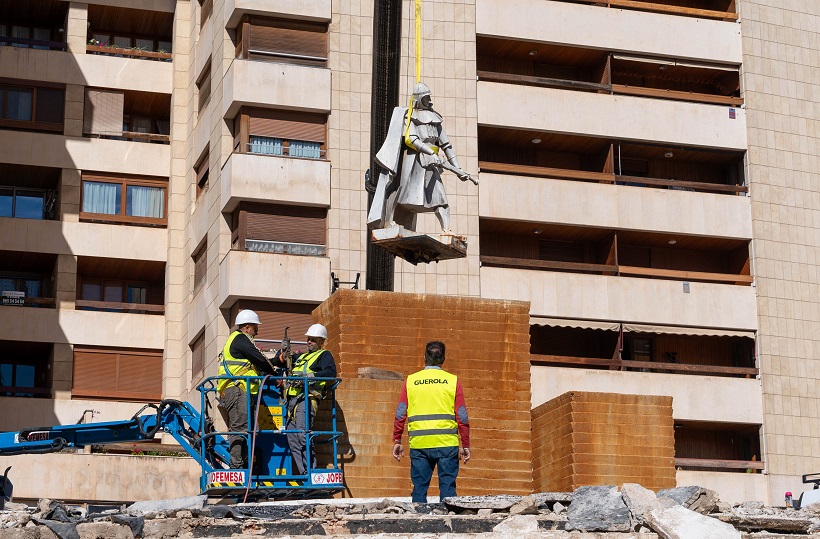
[413,82,432,99]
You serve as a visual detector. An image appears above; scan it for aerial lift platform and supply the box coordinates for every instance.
[0,374,344,504]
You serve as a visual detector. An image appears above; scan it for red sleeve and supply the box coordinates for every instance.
[393,381,408,444]
[455,379,470,448]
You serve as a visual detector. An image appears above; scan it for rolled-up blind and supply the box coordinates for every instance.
[83,89,124,136]
[247,108,325,143]
[73,347,162,401]
[243,203,326,245]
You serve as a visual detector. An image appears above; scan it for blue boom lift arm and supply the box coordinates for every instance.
[0,375,345,501]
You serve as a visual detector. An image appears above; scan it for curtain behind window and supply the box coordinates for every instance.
[127,185,164,218]
[7,89,32,121]
[83,182,120,214]
[32,28,50,49]
[250,135,283,155]
[290,140,321,159]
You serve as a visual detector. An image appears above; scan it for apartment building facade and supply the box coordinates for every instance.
[0,0,816,505]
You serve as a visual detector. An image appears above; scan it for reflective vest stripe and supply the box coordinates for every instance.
[409,428,459,437]
[406,369,459,450]
[408,414,455,422]
[286,349,327,397]
[217,331,260,393]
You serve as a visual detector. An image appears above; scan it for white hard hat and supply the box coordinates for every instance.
[235,309,261,326]
[305,323,328,340]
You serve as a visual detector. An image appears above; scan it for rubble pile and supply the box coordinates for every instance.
[2,484,820,538]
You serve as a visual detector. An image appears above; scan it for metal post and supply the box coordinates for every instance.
[365,0,403,291]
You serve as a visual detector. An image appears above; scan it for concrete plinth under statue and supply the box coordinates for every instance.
[370,226,467,265]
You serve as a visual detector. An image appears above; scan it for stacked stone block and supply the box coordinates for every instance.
[532,392,676,493]
[313,290,533,497]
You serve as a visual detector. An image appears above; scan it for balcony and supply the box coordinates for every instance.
[478,82,747,151]
[223,59,331,119]
[83,89,171,145]
[481,219,752,287]
[545,0,737,21]
[219,249,330,308]
[86,5,172,62]
[476,0,742,64]
[225,0,332,29]
[0,0,68,52]
[221,145,330,213]
[481,266,757,330]
[76,256,165,315]
[477,38,742,108]
[0,251,56,310]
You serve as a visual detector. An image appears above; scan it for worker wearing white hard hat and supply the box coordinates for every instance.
[273,322,337,478]
[217,309,276,469]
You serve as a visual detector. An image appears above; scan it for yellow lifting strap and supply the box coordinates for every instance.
[403,0,424,150]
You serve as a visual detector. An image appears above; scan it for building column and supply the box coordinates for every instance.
[64,85,85,138]
[65,2,88,54]
[54,254,77,310]
[59,168,81,222]
[51,343,74,399]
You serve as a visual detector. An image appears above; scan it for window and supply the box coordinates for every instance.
[80,174,167,226]
[0,82,64,132]
[197,61,211,114]
[0,24,57,50]
[193,241,207,293]
[195,151,209,198]
[78,278,159,314]
[0,274,42,299]
[236,108,326,159]
[0,187,46,219]
[231,203,327,256]
[191,331,205,379]
[236,17,328,67]
[73,347,162,402]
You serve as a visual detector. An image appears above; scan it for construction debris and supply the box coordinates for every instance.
[2,484,820,538]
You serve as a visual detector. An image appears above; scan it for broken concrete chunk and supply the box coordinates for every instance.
[552,502,566,515]
[657,486,719,514]
[508,496,540,516]
[646,503,740,539]
[127,495,206,516]
[142,518,181,539]
[531,492,572,505]
[75,522,132,539]
[442,495,520,511]
[2,502,29,512]
[566,485,630,532]
[476,508,493,516]
[492,514,539,534]
[621,482,657,527]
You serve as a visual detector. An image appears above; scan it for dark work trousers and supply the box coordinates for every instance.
[218,384,249,469]
[286,396,316,476]
[409,446,460,503]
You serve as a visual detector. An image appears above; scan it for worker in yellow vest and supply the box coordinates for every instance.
[392,341,471,502]
[273,323,337,477]
[217,309,276,469]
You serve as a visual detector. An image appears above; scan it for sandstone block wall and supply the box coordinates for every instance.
[313,290,533,497]
[532,391,676,492]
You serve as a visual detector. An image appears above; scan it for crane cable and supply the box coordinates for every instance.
[403,0,423,147]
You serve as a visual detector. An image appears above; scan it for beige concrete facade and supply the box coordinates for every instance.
[0,0,817,505]
[739,1,820,503]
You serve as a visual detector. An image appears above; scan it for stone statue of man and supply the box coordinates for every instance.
[367,82,477,233]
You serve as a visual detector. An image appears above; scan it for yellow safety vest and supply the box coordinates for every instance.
[287,349,328,398]
[217,331,261,394]
[406,369,459,449]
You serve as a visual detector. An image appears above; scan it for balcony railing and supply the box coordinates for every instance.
[479,162,748,195]
[556,0,737,21]
[86,44,172,61]
[481,255,753,285]
[531,354,759,378]
[0,297,56,308]
[75,300,164,314]
[0,35,66,50]
[477,71,745,107]
[674,457,764,471]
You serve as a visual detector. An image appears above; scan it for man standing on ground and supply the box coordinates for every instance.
[273,323,337,478]
[392,341,471,502]
[218,309,276,469]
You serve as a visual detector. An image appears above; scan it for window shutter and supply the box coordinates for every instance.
[84,89,124,136]
[230,300,316,342]
[193,242,207,291]
[73,348,161,402]
[243,203,326,245]
[247,109,325,143]
[191,332,205,377]
[248,20,327,61]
